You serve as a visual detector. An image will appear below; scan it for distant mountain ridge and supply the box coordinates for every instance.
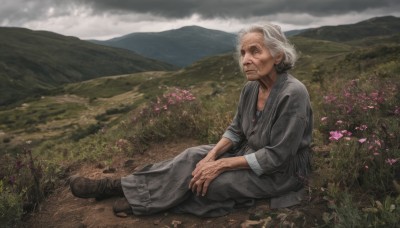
[0,27,174,106]
[91,26,237,67]
[296,15,400,42]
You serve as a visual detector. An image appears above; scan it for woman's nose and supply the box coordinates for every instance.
[242,53,251,65]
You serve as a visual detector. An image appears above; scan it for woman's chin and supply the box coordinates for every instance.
[246,75,259,81]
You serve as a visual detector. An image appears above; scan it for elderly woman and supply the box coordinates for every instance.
[70,22,313,217]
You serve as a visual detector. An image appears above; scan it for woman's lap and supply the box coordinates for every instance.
[121,144,301,216]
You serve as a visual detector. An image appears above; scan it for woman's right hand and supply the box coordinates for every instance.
[194,151,216,172]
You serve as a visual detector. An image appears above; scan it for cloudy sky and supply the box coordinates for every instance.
[1,0,399,40]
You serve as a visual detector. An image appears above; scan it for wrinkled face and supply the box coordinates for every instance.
[240,32,281,81]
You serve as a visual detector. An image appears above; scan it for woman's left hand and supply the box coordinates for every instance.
[189,160,224,196]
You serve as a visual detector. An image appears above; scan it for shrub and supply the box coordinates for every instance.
[121,88,201,154]
[0,147,61,226]
[328,191,400,227]
[70,123,103,141]
[319,76,399,193]
[0,183,23,227]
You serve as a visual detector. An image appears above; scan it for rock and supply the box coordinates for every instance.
[241,219,262,227]
[171,220,182,228]
[114,212,129,218]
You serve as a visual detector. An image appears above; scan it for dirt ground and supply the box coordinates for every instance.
[22,139,327,228]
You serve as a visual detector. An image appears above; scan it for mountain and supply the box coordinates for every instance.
[296,16,400,42]
[0,27,175,106]
[91,26,237,67]
[284,29,310,37]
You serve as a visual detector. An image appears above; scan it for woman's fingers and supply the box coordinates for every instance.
[195,180,203,196]
[201,179,210,196]
[189,174,198,189]
[189,177,205,196]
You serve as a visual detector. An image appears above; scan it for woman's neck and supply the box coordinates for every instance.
[258,71,277,92]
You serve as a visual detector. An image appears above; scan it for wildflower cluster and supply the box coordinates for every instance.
[142,88,196,115]
[123,88,201,154]
[319,76,399,192]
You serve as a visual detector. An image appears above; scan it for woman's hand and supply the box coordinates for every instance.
[189,160,224,197]
[195,152,216,169]
[189,156,250,197]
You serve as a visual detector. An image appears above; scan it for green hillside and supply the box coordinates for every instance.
[297,15,400,42]
[0,27,175,106]
[92,26,237,67]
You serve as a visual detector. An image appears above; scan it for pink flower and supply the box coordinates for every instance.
[341,130,352,136]
[394,106,400,115]
[385,159,398,166]
[358,138,367,144]
[336,120,343,125]
[355,125,368,131]
[320,117,328,122]
[329,131,343,141]
[323,95,337,103]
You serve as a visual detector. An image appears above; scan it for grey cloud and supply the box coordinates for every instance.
[0,0,77,26]
[77,0,400,18]
[1,0,399,26]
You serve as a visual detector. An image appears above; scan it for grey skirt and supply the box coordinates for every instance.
[121,145,303,217]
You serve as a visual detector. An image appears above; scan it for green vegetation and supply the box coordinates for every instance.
[0,27,175,106]
[1,16,400,226]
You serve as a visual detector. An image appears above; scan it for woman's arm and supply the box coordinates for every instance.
[195,137,234,166]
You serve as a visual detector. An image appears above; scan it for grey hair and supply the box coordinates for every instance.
[236,23,298,73]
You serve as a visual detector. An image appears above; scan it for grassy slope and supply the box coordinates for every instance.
[0,53,244,154]
[3,28,398,153]
[0,27,175,106]
[297,15,400,42]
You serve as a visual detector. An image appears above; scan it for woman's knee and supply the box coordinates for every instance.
[205,173,237,201]
[182,145,212,159]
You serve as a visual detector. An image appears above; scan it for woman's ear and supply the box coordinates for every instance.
[274,53,284,64]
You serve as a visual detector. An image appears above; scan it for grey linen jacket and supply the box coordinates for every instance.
[223,73,313,178]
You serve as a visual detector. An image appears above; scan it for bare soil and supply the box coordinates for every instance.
[22,139,327,228]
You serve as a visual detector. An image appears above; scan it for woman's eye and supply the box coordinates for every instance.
[249,47,260,54]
